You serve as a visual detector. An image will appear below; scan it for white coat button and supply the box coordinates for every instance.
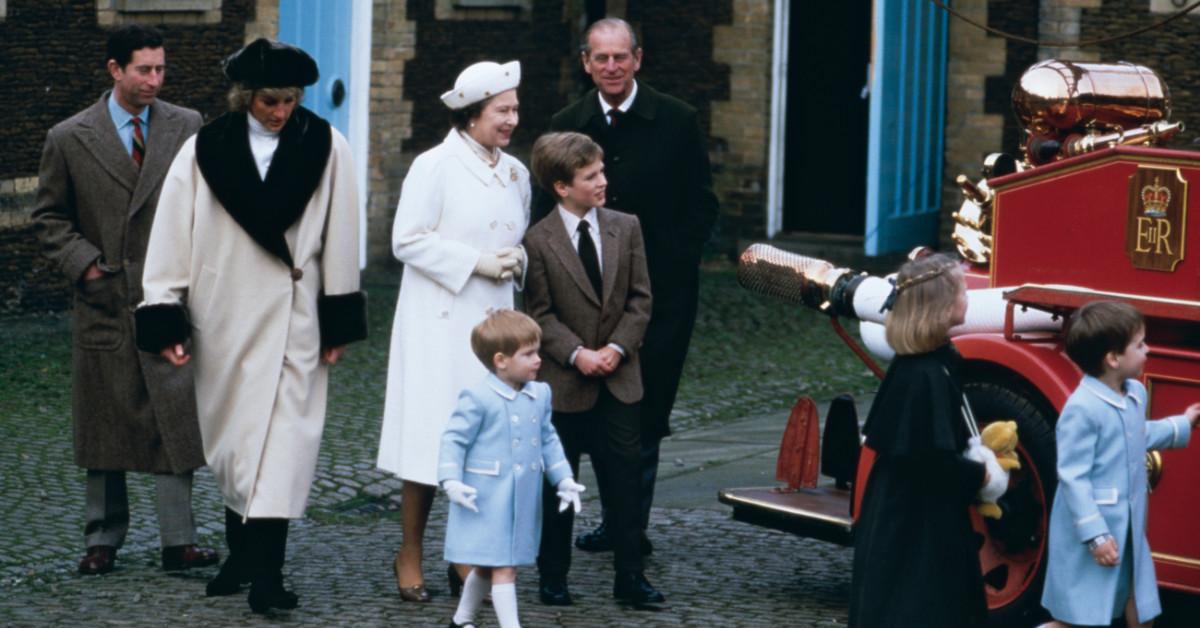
[530,416,537,423]
[532,462,540,471]
[512,438,520,448]
[532,437,539,446]
[511,414,520,423]
[514,463,523,472]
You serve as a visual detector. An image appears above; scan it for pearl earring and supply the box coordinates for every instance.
[470,122,475,128]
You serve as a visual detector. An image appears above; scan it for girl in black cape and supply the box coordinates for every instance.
[849,254,990,628]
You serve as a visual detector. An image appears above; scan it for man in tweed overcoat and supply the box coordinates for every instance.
[31,24,216,575]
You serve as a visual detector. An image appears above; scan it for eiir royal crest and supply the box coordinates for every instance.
[1126,166,1187,272]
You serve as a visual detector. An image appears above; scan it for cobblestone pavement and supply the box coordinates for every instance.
[4,264,1198,626]
[0,264,871,625]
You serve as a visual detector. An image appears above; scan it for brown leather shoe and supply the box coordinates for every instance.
[393,553,431,602]
[161,544,220,571]
[78,545,116,575]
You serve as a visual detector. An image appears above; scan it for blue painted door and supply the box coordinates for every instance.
[864,0,948,255]
[278,0,352,135]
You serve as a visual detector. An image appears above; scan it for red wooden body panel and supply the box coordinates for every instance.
[989,147,1200,298]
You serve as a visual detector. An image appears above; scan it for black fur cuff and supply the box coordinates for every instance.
[134,304,192,353]
[318,291,368,348]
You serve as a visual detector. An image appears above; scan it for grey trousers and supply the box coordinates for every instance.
[84,470,197,549]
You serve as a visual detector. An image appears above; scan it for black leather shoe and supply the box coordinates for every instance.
[248,579,299,614]
[574,522,613,552]
[613,571,665,606]
[78,545,116,575]
[162,544,220,571]
[538,579,573,606]
[206,557,250,597]
[447,621,476,628]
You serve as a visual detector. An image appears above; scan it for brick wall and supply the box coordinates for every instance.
[367,0,736,267]
[942,0,1007,247]
[0,0,253,315]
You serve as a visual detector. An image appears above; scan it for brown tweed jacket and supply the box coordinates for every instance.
[523,207,652,413]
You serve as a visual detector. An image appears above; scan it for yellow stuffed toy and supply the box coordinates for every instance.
[977,420,1020,519]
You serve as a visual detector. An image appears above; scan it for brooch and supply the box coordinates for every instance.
[510,166,518,182]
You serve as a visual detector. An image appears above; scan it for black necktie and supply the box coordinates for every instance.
[608,109,622,128]
[576,220,603,299]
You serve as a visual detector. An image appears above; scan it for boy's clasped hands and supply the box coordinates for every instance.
[443,477,586,514]
[574,346,622,377]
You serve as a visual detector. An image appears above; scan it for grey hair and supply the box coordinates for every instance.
[581,17,640,54]
[226,84,305,112]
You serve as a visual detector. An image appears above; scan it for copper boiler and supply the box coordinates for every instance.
[1012,60,1170,141]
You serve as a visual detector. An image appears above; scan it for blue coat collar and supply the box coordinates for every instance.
[1081,375,1142,410]
[486,373,538,400]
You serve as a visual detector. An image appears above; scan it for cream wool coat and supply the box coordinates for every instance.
[378,129,530,485]
[141,129,360,518]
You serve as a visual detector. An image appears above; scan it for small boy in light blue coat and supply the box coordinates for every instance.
[1042,302,1200,628]
[438,309,585,628]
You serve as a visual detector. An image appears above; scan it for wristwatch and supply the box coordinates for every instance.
[1087,533,1114,552]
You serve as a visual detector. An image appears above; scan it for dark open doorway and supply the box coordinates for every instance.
[782,2,871,235]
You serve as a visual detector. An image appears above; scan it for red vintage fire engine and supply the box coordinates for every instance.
[719,60,1200,625]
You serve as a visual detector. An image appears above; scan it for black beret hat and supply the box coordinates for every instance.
[223,38,319,88]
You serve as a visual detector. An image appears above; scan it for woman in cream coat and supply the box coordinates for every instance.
[377,60,530,601]
[136,40,366,614]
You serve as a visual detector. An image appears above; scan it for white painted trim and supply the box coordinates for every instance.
[350,0,372,269]
[766,0,789,238]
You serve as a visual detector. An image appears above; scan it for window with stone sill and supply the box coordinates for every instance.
[1150,0,1200,15]
[116,0,220,11]
[96,0,223,26]
[438,0,531,21]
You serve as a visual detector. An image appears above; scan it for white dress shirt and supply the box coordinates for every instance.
[597,80,638,126]
[557,205,603,272]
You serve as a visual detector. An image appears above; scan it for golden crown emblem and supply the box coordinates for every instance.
[1141,179,1170,217]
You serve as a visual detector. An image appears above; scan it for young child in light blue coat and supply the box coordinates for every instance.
[439,309,585,628]
[1042,301,1200,628]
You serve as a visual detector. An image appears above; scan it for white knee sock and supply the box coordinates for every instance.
[491,582,521,628]
[452,570,488,625]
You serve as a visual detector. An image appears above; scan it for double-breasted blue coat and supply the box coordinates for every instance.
[439,375,572,566]
[1042,376,1191,625]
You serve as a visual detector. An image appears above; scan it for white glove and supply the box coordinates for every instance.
[474,250,520,281]
[442,479,479,513]
[964,437,1009,502]
[496,246,526,279]
[978,447,1010,503]
[555,478,585,513]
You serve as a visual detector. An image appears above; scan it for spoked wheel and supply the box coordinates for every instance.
[963,380,1057,628]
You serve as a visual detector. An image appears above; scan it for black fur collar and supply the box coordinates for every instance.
[195,107,332,268]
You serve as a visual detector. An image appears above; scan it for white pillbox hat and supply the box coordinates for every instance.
[440,60,521,110]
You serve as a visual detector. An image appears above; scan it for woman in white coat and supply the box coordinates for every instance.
[377,60,530,602]
[136,40,366,614]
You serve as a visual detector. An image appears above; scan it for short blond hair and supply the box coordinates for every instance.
[885,254,964,355]
[530,132,604,196]
[470,309,542,371]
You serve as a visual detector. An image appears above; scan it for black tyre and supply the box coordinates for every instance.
[962,379,1057,628]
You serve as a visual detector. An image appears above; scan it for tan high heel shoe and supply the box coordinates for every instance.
[394,553,430,603]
